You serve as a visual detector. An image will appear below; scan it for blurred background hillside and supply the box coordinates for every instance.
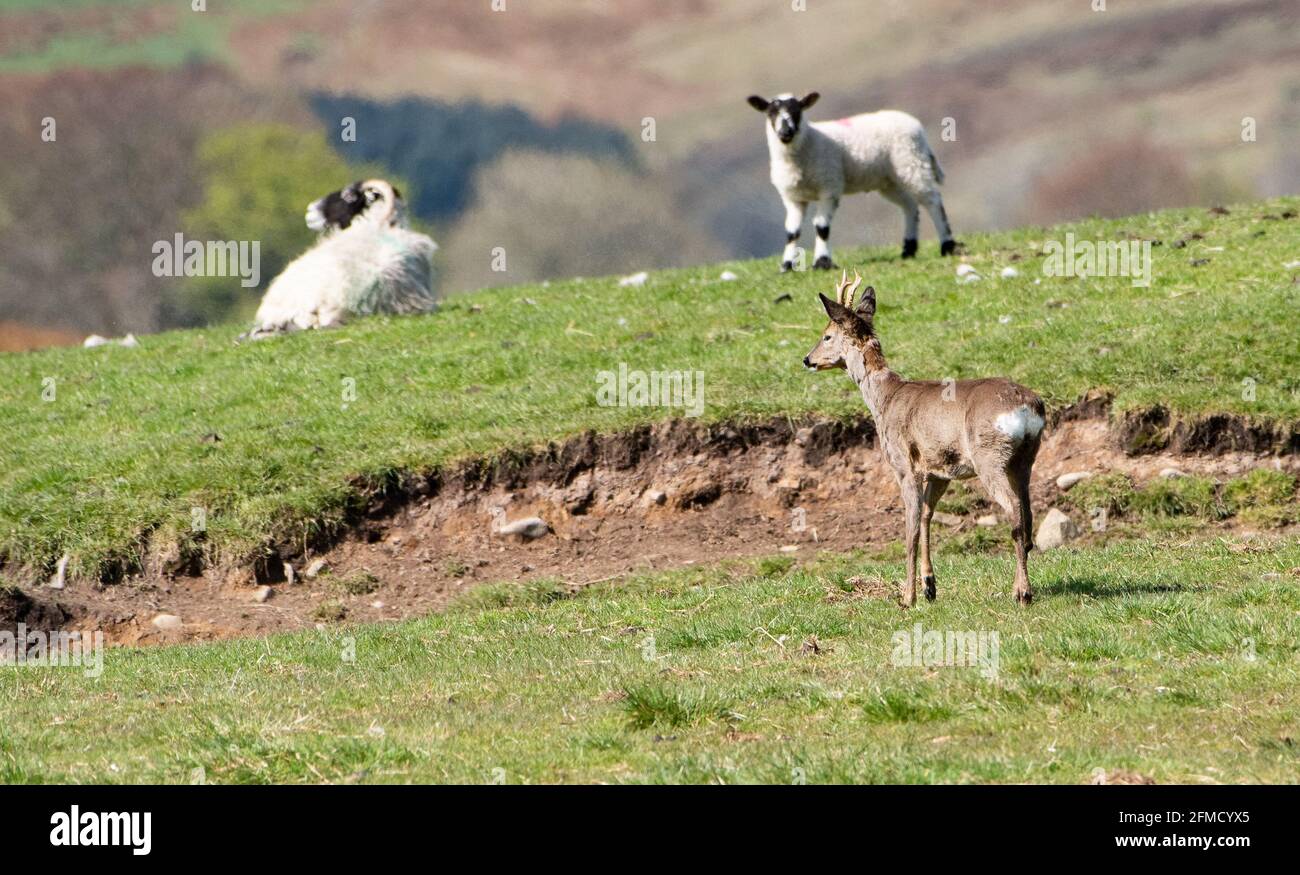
[1,0,1297,347]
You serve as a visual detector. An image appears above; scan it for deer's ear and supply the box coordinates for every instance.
[819,291,854,328]
[747,95,771,112]
[855,286,876,321]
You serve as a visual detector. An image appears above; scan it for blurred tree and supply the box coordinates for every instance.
[178,124,413,326]
[441,150,718,293]
[0,65,312,335]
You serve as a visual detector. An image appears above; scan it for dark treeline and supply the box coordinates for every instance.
[311,94,639,223]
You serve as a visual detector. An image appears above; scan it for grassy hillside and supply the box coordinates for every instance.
[4,537,1298,783]
[1,200,1298,581]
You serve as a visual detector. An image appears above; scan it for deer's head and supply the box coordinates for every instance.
[803,270,877,370]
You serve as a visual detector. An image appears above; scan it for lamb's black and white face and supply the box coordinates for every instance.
[305,179,404,232]
[747,92,820,145]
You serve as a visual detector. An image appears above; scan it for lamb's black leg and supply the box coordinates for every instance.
[781,199,807,272]
[812,195,838,270]
[919,191,957,256]
[781,230,800,272]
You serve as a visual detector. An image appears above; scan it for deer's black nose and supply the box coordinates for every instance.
[802,356,812,368]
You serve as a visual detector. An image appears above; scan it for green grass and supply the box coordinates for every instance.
[3,536,1298,784]
[1224,469,1297,511]
[1066,468,1299,528]
[2,199,1298,580]
[326,570,380,597]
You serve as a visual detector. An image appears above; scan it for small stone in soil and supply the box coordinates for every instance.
[498,517,550,540]
[1056,471,1093,490]
[49,553,70,590]
[152,613,183,632]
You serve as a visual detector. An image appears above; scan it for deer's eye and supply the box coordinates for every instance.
[823,335,831,341]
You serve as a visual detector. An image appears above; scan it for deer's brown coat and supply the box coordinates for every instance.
[804,272,1045,605]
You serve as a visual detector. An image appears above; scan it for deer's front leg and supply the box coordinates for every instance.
[811,194,840,270]
[920,477,950,601]
[900,483,924,607]
[780,198,807,272]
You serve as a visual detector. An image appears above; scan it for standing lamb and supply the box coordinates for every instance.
[244,179,437,339]
[747,92,955,271]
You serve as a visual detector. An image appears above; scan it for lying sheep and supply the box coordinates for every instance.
[747,92,956,270]
[244,179,437,339]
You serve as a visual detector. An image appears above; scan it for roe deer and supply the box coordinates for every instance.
[804,271,1045,605]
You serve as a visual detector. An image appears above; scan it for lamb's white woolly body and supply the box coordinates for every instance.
[766,110,942,204]
[248,180,437,338]
[752,93,954,269]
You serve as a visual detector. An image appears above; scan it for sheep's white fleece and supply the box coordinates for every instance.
[767,109,943,202]
[251,224,437,335]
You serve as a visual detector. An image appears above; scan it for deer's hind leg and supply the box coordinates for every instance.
[973,460,1033,605]
[920,477,950,601]
[1007,455,1037,605]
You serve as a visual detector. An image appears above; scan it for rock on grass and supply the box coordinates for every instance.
[1036,508,1080,550]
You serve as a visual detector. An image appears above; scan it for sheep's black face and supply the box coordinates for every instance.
[747,92,820,145]
[306,181,366,232]
[770,97,803,144]
[305,181,404,232]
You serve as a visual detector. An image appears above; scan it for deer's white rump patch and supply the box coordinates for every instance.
[994,405,1045,442]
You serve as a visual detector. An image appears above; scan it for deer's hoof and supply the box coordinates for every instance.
[940,239,958,256]
[901,239,918,259]
[812,256,835,270]
[923,575,937,601]
[1015,589,1034,606]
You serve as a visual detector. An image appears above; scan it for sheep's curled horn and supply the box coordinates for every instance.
[836,269,864,308]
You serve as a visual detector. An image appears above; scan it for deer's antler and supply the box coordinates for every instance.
[835,269,852,306]
[835,269,864,308]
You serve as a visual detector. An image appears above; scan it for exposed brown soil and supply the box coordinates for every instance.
[0,321,81,353]
[5,404,1295,647]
